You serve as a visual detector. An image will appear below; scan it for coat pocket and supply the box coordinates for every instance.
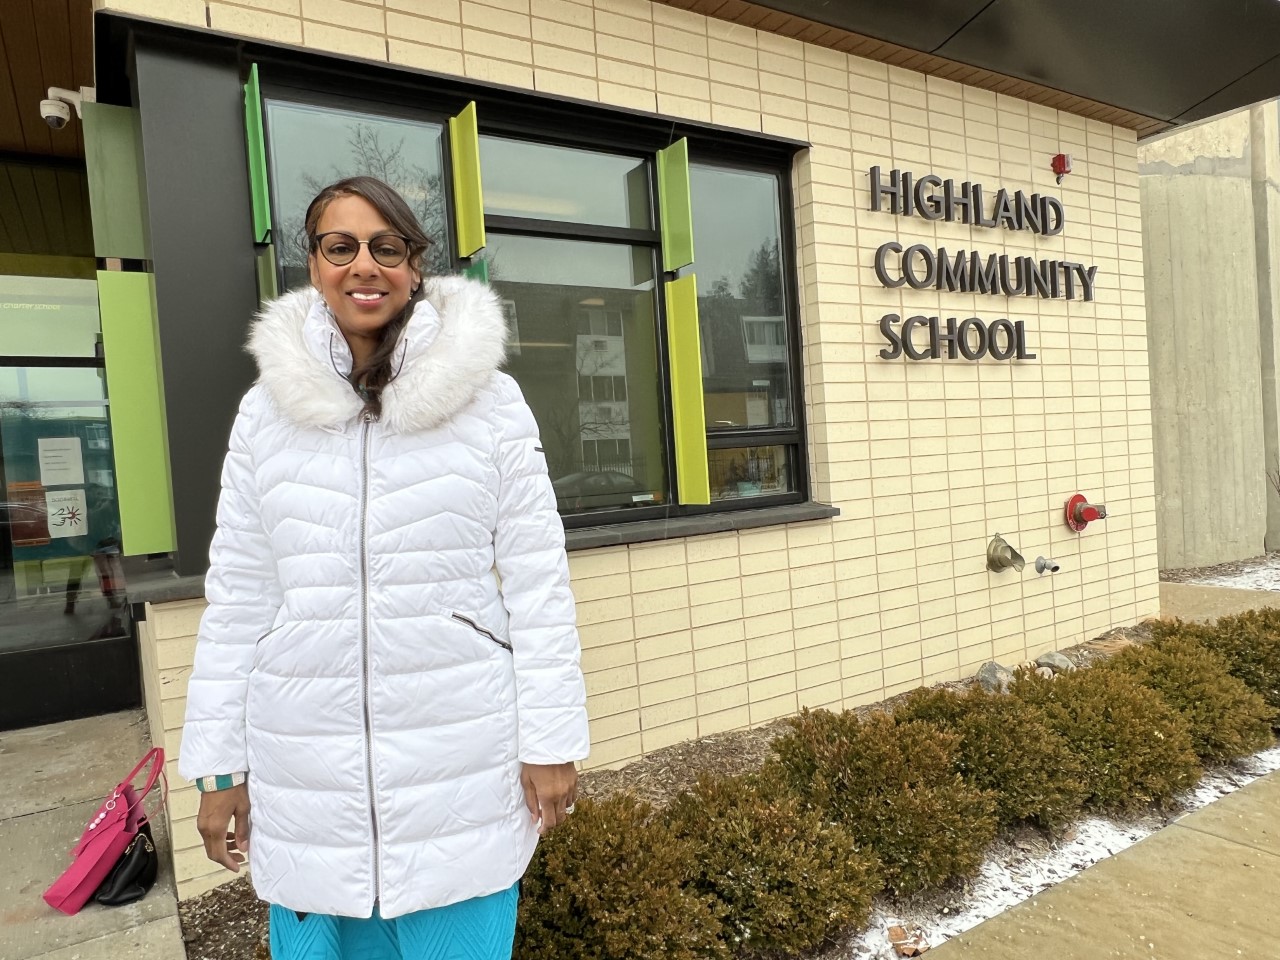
[449,612,513,653]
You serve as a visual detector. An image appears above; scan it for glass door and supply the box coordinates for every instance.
[0,276,139,729]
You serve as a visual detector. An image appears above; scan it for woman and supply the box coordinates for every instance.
[179,176,590,958]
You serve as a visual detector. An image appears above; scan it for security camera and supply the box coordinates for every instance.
[40,98,71,130]
[39,85,95,131]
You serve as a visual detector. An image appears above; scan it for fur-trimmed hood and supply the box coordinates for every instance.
[248,275,507,434]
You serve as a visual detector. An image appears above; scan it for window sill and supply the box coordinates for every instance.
[129,505,841,606]
[564,502,840,551]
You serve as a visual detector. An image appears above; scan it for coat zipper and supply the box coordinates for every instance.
[358,413,382,905]
[450,612,514,652]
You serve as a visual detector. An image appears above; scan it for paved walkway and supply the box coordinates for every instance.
[0,711,186,960]
[932,769,1280,959]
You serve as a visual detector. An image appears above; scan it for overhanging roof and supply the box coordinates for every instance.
[659,0,1280,136]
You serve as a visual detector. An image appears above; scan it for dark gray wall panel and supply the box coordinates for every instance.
[135,41,259,577]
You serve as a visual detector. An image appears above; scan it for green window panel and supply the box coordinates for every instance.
[98,271,176,555]
[256,244,279,304]
[245,64,272,244]
[657,138,694,272]
[665,274,710,505]
[82,103,150,261]
[449,102,485,258]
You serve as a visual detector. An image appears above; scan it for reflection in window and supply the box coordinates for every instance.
[708,445,796,501]
[480,136,651,229]
[479,234,666,515]
[0,367,129,653]
[0,277,101,358]
[689,164,795,432]
[264,101,451,289]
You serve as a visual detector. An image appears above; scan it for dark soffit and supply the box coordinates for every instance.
[749,0,1280,126]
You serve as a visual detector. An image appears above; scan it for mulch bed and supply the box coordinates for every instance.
[176,623,1155,960]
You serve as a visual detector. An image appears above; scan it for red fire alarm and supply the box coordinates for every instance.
[1065,493,1106,532]
[1052,153,1073,184]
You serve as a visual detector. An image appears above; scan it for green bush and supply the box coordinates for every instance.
[1100,633,1276,761]
[665,774,881,958]
[1010,668,1201,812]
[894,686,1087,830]
[514,794,727,960]
[767,710,997,896]
[1152,611,1280,720]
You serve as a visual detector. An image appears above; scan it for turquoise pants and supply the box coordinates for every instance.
[268,882,519,960]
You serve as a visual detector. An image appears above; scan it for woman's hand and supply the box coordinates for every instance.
[197,783,252,872]
[520,762,578,835]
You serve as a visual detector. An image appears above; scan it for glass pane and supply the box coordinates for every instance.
[479,234,667,515]
[265,100,451,289]
[708,445,797,502]
[0,366,133,653]
[0,277,101,358]
[689,164,795,431]
[480,137,652,229]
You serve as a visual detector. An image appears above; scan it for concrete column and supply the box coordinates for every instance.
[1253,101,1280,551]
[1140,110,1267,569]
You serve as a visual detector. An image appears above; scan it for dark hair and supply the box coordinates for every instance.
[304,176,433,419]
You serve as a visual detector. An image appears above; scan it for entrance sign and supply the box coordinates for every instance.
[868,166,1101,362]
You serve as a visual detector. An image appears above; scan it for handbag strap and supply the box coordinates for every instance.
[119,748,165,817]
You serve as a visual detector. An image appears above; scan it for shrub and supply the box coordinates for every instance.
[1100,633,1276,761]
[767,709,997,896]
[1010,668,1201,812]
[664,774,881,958]
[894,687,1087,830]
[1153,611,1280,720]
[514,794,727,960]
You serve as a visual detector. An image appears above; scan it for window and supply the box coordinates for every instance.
[477,135,669,520]
[479,232,666,517]
[264,99,452,289]
[258,86,808,524]
[690,163,801,502]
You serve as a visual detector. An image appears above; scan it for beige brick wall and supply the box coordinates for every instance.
[105,0,1158,896]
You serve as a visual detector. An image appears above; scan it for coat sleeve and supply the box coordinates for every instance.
[491,374,591,765]
[178,388,283,781]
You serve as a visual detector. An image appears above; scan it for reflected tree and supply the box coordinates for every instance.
[277,124,450,278]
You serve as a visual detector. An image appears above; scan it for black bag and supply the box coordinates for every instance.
[94,821,158,907]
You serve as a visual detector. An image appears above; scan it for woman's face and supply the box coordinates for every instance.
[308,194,421,346]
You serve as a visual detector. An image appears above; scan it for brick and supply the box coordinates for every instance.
[388,39,465,75]
[303,20,387,60]
[103,0,207,26]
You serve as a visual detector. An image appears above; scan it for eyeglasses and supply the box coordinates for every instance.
[314,232,412,268]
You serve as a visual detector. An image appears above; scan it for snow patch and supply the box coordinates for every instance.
[843,745,1280,959]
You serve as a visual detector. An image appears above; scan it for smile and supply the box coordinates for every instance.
[349,291,387,302]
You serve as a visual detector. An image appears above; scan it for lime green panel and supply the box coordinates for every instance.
[82,103,149,261]
[97,272,176,555]
[245,64,272,244]
[255,244,279,304]
[656,138,694,272]
[449,102,486,258]
[462,258,489,283]
[664,274,710,505]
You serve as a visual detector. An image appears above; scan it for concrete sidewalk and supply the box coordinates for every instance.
[0,711,186,960]
[932,769,1280,959]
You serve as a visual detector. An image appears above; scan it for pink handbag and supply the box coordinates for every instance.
[43,746,166,915]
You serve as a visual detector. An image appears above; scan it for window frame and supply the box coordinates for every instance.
[684,153,810,515]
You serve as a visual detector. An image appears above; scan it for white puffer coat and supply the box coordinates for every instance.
[178,277,590,919]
